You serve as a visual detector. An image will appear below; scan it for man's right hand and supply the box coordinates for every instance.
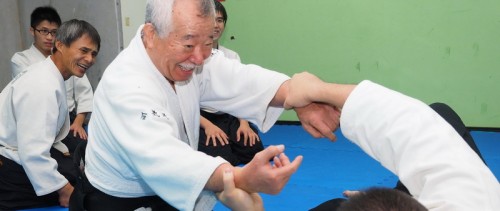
[235,145,303,194]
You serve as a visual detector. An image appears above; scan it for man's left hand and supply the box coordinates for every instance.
[294,103,340,141]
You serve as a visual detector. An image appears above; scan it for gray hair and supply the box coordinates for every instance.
[52,19,101,54]
[145,0,215,38]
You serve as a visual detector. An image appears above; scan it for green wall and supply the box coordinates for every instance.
[220,0,500,128]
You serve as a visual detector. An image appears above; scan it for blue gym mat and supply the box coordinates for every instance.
[18,125,500,211]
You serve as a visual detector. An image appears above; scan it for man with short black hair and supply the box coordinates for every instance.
[11,6,94,152]
[0,19,100,210]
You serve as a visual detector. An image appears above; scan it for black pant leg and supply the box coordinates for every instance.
[84,183,177,211]
[429,102,486,163]
[198,134,240,165]
[0,155,59,210]
[62,111,86,153]
[50,147,78,186]
[198,111,240,165]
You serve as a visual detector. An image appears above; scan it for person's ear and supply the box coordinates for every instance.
[142,23,157,49]
[29,27,35,37]
[54,40,64,53]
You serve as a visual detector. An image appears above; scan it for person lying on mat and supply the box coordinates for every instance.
[284,72,500,211]
[313,101,491,210]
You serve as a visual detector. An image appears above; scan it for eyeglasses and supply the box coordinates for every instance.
[34,28,57,36]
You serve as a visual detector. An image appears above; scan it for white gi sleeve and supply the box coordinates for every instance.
[73,74,93,114]
[11,53,29,79]
[340,80,500,211]
[14,71,69,196]
[199,52,290,132]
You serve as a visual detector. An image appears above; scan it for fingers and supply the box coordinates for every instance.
[218,135,229,146]
[256,145,285,162]
[312,122,337,141]
[222,168,235,192]
[268,155,303,195]
[284,155,303,174]
[303,124,337,141]
[296,103,341,141]
[269,150,303,174]
[243,133,248,146]
[249,132,259,146]
[205,131,229,146]
[273,155,283,168]
[75,129,88,140]
[301,123,323,138]
[251,193,264,211]
[343,190,362,198]
[205,137,211,146]
[278,152,291,166]
[80,130,88,140]
[275,154,303,175]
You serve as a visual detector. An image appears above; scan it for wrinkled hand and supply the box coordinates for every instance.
[238,145,303,194]
[284,72,325,109]
[204,123,229,146]
[57,183,74,207]
[70,123,88,140]
[295,103,341,141]
[217,168,264,211]
[237,120,260,146]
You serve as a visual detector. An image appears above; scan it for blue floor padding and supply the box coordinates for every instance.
[19,126,500,211]
[213,126,500,211]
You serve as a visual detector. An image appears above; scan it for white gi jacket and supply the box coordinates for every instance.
[218,45,240,61]
[341,80,500,211]
[11,44,94,114]
[201,46,240,114]
[85,25,289,211]
[0,57,70,196]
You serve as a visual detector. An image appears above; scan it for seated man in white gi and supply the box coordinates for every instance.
[11,6,94,153]
[71,0,341,210]
[198,0,264,166]
[284,72,500,211]
[0,19,100,210]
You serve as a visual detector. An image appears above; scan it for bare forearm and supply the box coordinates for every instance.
[317,83,356,109]
[200,116,213,129]
[73,113,88,126]
[239,119,249,126]
[205,163,239,192]
[269,80,289,107]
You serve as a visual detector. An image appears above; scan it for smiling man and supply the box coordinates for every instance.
[77,0,341,210]
[11,6,95,154]
[0,19,100,210]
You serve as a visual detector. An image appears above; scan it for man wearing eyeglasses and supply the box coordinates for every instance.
[11,6,59,78]
[10,6,94,154]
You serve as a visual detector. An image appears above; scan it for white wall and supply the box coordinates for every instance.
[0,0,24,89]
[121,0,146,47]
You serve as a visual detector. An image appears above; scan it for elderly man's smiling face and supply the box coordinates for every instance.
[143,0,215,84]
